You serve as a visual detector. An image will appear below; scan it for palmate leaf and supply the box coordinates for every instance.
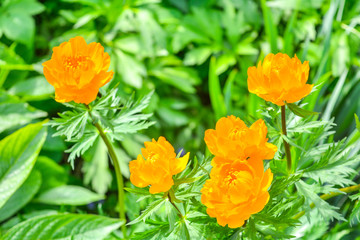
[3,213,124,240]
[48,109,89,141]
[295,180,345,221]
[349,193,360,225]
[302,140,358,187]
[66,132,98,168]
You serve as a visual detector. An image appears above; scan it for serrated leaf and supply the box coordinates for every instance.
[3,213,124,240]
[51,110,88,141]
[0,121,47,208]
[35,185,104,206]
[0,170,41,221]
[128,198,166,225]
[66,132,98,168]
[287,103,319,118]
[295,180,345,221]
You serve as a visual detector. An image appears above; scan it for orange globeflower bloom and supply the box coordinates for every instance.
[204,115,277,163]
[129,137,190,194]
[201,159,273,228]
[42,36,114,104]
[247,53,313,106]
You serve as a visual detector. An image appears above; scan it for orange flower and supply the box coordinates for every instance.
[247,53,313,106]
[42,36,114,104]
[129,137,190,194]
[204,115,277,163]
[201,159,273,228]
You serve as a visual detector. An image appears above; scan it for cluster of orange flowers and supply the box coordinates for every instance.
[201,116,277,228]
[43,36,313,230]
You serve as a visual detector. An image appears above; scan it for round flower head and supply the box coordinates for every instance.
[42,36,114,104]
[204,115,277,163]
[201,159,273,228]
[129,137,190,194]
[247,53,313,106]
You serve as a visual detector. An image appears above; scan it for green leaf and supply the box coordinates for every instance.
[295,180,345,221]
[3,213,124,240]
[35,185,104,206]
[0,12,34,46]
[355,114,360,132]
[83,138,112,195]
[0,121,47,208]
[260,0,278,52]
[49,110,89,141]
[209,56,227,119]
[183,46,212,66]
[287,103,319,118]
[4,0,45,15]
[34,156,68,193]
[0,170,41,221]
[150,67,200,93]
[128,198,166,225]
[124,187,152,196]
[8,76,54,100]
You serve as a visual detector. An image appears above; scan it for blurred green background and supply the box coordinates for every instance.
[0,0,359,221]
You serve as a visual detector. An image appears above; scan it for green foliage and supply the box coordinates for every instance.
[0,0,360,239]
[47,90,154,167]
[2,213,124,240]
[0,121,47,208]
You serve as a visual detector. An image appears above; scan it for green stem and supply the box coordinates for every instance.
[281,105,292,172]
[168,189,183,218]
[87,108,127,238]
[293,183,360,220]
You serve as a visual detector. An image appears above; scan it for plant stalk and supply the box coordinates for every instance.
[168,189,183,218]
[281,105,292,172]
[293,183,360,220]
[87,108,127,238]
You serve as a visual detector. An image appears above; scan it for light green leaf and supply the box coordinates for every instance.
[355,114,360,132]
[4,0,45,15]
[0,121,47,209]
[209,56,227,119]
[128,198,166,225]
[150,67,200,93]
[0,12,34,46]
[3,213,124,240]
[35,185,104,206]
[8,76,54,100]
[0,170,41,221]
[83,138,112,195]
[287,103,319,118]
[0,102,47,133]
[183,47,212,66]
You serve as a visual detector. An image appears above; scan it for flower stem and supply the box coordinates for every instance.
[168,189,183,218]
[87,108,127,238]
[293,183,360,220]
[281,105,292,172]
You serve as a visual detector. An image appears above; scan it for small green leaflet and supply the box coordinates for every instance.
[287,103,319,118]
[127,198,166,225]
